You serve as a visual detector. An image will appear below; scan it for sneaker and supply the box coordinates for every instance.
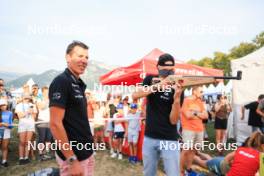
[1,162,8,167]
[118,154,123,160]
[133,156,138,163]
[23,158,30,164]
[19,159,24,165]
[39,154,44,161]
[111,152,117,158]
[186,169,198,176]
[128,156,132,163]
[110,149,114,154]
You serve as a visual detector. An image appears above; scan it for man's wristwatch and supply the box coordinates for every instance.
[66,155,77,165]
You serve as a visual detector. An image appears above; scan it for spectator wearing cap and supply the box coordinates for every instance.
[0,99,13,167]
[15,93,37,165]
[111,103,127,160]
[127,103,141,164]
[132,53,183,176]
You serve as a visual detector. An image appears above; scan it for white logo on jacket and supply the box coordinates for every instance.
[52,92,61,100]
[75,95,83,99]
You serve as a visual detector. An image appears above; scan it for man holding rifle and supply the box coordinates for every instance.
[132,53,183,176]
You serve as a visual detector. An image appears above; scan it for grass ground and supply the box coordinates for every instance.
[0,121,234,176]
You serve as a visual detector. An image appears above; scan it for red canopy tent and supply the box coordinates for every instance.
[100,48,223,85]
[100,48,223,160]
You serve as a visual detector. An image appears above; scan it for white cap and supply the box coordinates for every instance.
[0,99,8,106]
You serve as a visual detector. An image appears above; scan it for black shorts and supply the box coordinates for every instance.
[214,117,228,130]
[36,127,53,143]
[114,132,125,139]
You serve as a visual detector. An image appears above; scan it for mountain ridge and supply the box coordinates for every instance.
[5,61,117,89]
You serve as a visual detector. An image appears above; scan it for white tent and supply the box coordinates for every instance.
[184,88,192,97]
[215,82,225,94]
[231,46,264,144]
[206,84,217,95]
[202,85,208,94]
[11,87,23,97]
[26,78,35,87]
[223,81,232,94]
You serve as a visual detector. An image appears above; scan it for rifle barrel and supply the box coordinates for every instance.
[182,71,242,80]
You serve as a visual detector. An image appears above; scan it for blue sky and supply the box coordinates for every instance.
[0,0,264,73]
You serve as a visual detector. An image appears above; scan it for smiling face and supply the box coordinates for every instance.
[66,46,89,77]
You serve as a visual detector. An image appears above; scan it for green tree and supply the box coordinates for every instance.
[229,42,257,59]
[253,32,264,48]
[187,57,213,68]
[199,57,213,68]
[187,31,263,76]
[187,59,199,65]
[212,52,231,75]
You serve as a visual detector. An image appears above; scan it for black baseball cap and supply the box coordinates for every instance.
[157,53,175,66]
